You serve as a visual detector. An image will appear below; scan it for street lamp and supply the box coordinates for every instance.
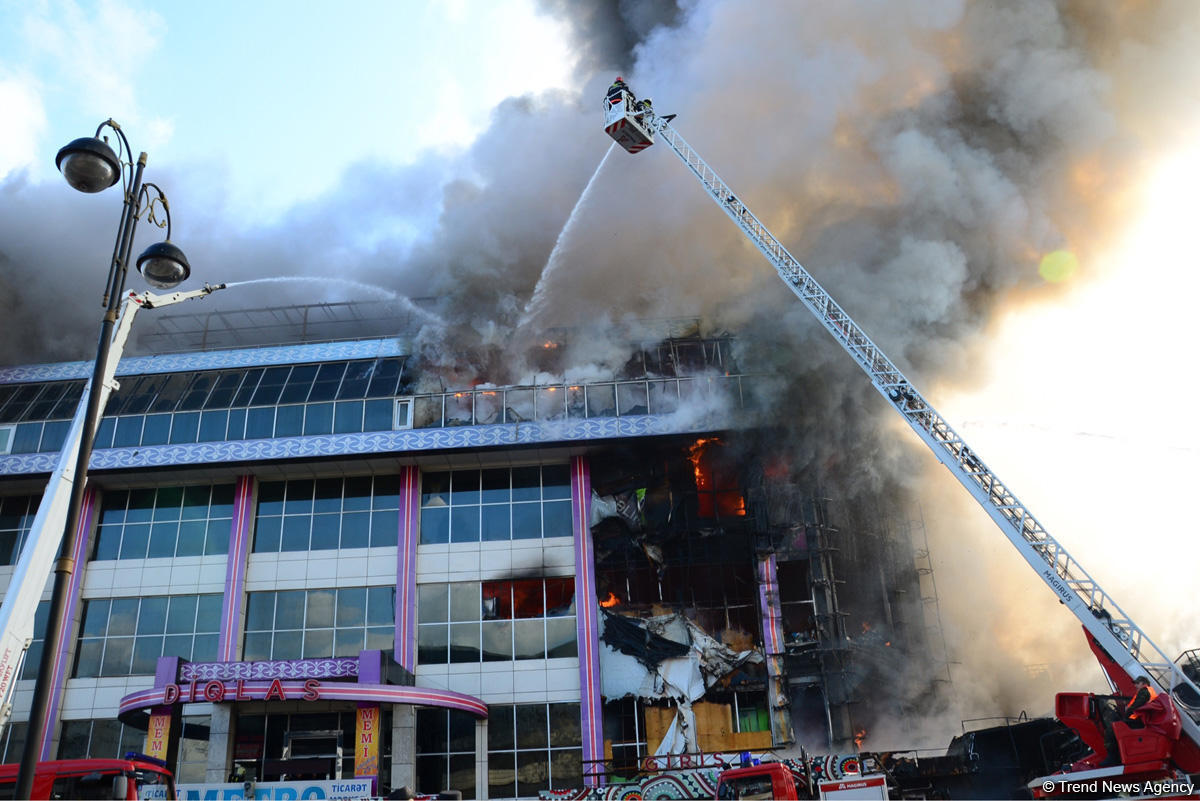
[15,120,196,799]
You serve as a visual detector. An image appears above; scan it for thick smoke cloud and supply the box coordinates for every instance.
[2,0,1198,745]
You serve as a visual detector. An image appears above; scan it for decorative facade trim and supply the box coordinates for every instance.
[570,456,604,787]
[395,466,420,671]
[218,477,256,662]
[180,657,359,682]
[0,414,725,475]
[0,338,407,385]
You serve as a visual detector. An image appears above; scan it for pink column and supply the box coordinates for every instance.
[217,475,256,662]
[570,456,604,786]
[395,465,420,671]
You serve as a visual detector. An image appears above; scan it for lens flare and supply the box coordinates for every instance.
[1038,250,1079,283]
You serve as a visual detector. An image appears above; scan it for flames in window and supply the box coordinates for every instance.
[688,438,745,518]
[600,592,621,608]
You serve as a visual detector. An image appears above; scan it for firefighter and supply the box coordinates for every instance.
[1122,675,1157,728]
[607,76,629,100]
[1099,676,1158,765]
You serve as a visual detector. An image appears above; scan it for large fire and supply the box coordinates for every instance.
[687,438,746,518]
[854,729,867,749]
[600,592,621,608]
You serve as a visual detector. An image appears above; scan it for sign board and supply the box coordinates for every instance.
[818,774,889,800]
[178,779,374,800]
[354,705,379,779]
[144,709,172,761]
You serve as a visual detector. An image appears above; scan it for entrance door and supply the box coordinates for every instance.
[265,729,343,781]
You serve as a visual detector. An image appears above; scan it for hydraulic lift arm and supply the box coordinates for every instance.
[0,284,224,727]
[605,87,1200,742]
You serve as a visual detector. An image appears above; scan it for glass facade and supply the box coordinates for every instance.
[58,718,145,760]
[243,587,395,661]
[0,494,37,565]
[232,710,392,785]
[74,594,222,677]
[417,578,576,665]
[419,466,572,545]
[487,703,583,798]
[253,477,400,553]
[415,708,476,799]
[94,485,235,561]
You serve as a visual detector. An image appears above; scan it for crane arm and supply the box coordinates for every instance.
[617,97,1200,741]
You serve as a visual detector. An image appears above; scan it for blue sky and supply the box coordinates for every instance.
[0,0,574,220]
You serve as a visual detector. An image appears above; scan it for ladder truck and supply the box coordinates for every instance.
[604,83,1200,792]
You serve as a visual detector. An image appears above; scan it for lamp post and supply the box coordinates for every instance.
[15,120,196,799]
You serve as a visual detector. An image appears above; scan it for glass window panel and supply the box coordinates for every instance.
[46,381,80,418]
[367,587,394,626]
[176,520,207,557]
[542,465,570,499]
[147,522,178,558]
[81,600,110,637]
[226,407,246,439]
[23,384,64,420]
[113,416,144,448]
[450,506,479,543]
[370,509,398,547]
[281,516,310,551]
[363,398,392,431]
[334,400,363,433]
[204,371,243,409]
[37,420,67,452]
[275,590,305,630]
[616,382,648,415]
[310,513,340,550]
[648,379,679,414]
[475,390,502,424]
[181,486,211,519]
[254,516,281,552]
[487,706,515,751]
[422,472,450,506]
[413,395,443,428]
[257,481,285,516]
[178,374,216,411]
[516,705,549,749]
[310,478,342,513]
[153,487,184,520]
[511,467,540,501]
[511,503,541,540]
[448,711,475,752]
[285,481,314,513]
[342,476,372,511]
[198,409,229,441]
[542,501,572,539]
[550,748,583,788]
[306,589,335,629]
[93,524,121,561]
[169,411,200,444]
[205,520,229,555]
[242,631,271,662]
[512,580,545,619]
[450,470,480,504]
[101,636,134,676]
[137,597,168,634]
[231,368,263,407]
[481,505,510,542]
[545,578,575,616]
[303,628,334,659]
[336,361,372,400]
[480,469,510,504]
[245,407,275,439]
[366,626,393,651]
[416,755,447,796]
[536,387,565,421]
[118,523,150,559]
[366,359,402,398]
[340,512,369,548]
[416,708,448,752]
[418,585,448,624]
[197,595,222,631]
[141,413,171,445]
[192,633,218,662]
[449,584,478,622]
[513,619,544,660]
[585,383,617,418]
[250,366,290,406]
[100,493,127,524]
[515,750,549,796]
[546,617,577,659]
[244,594,273,632]
[279,365,318,404]
[59,720,90,759]
[449,623,480,663]
[167,596,199,634]
[373,475,397,505]
[9,422,42,454]
[417,624,448,664]
[150,374,193,413]
[487,750,515,799]
[132,636,164,674]
[310,362,348,402]
[74,639,103,678]
[336,588,366,627]
[212,484,235,517]
[163,634,193,660]
[303,402,333,435]
[334,628,364,657]
[272,631,301,661]
[270,405,301,437]
[127,489,155,523]
[481,620,513,662]
[92,416,116,449]
[420,507,449,545]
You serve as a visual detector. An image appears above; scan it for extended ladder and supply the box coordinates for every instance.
[635,105,1200,743]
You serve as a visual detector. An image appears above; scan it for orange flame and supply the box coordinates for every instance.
[600,592,620,608]
[854,729,867,749]
[542,341,558,349]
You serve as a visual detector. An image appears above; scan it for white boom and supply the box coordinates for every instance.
[605,87,1200,741]
[0,285,224,727]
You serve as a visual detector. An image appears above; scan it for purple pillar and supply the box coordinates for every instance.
[217,475,255,662]
[38,487,98,759]
[395,466,420,671]
[570,456,603,786]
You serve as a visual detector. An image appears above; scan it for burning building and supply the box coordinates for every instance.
[0,301,949,797]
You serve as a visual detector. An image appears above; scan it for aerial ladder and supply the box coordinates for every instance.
[603,83,1200,763]
[0,285,224,728]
